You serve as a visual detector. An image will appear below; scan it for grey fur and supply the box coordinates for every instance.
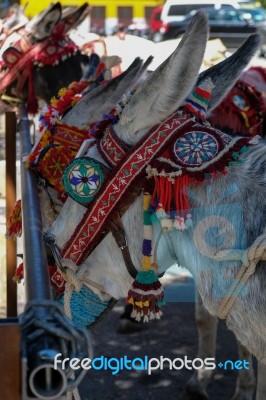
[62,58,146,129]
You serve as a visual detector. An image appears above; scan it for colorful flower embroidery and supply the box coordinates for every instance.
[174,131,219,166]
[63,158,104,204]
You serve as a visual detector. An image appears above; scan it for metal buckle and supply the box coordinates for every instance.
[43,233,66,272]
[120,235,128,250]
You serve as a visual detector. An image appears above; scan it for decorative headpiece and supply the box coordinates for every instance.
[6,199,22,238]
[26,80,93,201]
[210,75,265,137]
[185,78,214,119]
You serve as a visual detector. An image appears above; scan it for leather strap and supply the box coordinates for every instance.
[109,211,138,279]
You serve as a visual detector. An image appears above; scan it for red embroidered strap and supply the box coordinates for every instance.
[98,125,129,167]
[62,112,192,265]
[0,41,48,93]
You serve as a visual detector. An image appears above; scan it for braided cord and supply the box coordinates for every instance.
[217,229,266,319]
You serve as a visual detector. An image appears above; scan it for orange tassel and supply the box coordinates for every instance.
[6,199,22,238]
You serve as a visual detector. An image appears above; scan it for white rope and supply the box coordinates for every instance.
[217,228,266,319]
[66,382,82,400]
[61,258,85,319]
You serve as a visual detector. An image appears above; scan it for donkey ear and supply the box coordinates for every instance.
[28,2,62,41]
[115,11,208,145]
[62,3,91,32]
[197,34,261,112]
[62,58,144,128]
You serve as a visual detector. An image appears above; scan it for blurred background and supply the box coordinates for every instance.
[0,0,265,45]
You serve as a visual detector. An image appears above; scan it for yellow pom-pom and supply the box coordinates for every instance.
[58,87,67,97]
[135,300,150,308]
[127,297,134,305]
[50,97,58,107]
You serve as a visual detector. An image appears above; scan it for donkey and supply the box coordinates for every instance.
[0,2,89,113]
[45,12,266,399]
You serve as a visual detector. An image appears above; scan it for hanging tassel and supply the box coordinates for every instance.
[126,191,165,322]
[156,202,173,231]
[6,199,22,238]
[13,263,24,283]
[127,269,164,322]
[152,175,194,231]
[154,176,174,231]
[173,175,194,230]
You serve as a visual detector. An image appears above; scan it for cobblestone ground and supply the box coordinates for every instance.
[78,298,247,400]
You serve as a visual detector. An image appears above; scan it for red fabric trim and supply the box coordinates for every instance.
[195,86,211,100]
[98,125,129,167]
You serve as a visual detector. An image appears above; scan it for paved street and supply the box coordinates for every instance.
[79,297,243,400]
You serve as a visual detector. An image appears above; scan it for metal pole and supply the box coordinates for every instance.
[19,104,52,302]
[18,105,89,399]
[19,105,66,399]
[5,111,18,317]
